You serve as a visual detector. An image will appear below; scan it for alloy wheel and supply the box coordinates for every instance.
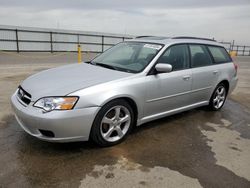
[100,105,131,142]
[213,86,226,109]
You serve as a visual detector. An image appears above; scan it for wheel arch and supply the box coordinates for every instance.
[218,80,230,94]
[209,79,230,102]
[101,96,139,125]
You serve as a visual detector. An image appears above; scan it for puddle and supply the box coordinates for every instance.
[80,156,202,188]
[201,120,250,181]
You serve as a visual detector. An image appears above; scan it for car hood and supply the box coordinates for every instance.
[21,63,132,101]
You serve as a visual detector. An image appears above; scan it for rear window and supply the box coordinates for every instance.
[208,46,231,63]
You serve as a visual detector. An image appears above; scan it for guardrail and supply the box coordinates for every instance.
[0,27,249,56]
[0,27,132,53]
[220,41,250,56]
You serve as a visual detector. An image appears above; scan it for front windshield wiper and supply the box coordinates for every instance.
[91,61,136,73]
[93,62,117,70]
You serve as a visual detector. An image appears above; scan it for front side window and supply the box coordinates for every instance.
[157,44,189,71]
[208,46,231,63]
[91,42,162,73]
[190,44,213,68]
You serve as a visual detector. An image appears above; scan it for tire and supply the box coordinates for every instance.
[208,83,227,111]
[90,99,135,147]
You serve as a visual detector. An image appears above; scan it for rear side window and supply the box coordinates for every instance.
[208,46,231,63]
[189,45,213,68]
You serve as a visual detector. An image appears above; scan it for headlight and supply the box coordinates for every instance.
[34,97,79,112]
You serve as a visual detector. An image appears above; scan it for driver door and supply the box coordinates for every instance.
[144,44,192,118]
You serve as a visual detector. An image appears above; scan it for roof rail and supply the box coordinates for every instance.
[172,36,216,42]
[135,36,155,38]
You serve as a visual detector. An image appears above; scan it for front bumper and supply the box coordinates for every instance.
[11,92,100,142]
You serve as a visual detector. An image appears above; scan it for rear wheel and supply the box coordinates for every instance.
[90,99,134,147]
[209,83,227,111]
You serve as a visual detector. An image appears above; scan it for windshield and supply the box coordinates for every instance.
[91,42,163,73]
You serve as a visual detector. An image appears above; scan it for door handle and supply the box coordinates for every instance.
[182,75,191,80]
[213,70,218,75]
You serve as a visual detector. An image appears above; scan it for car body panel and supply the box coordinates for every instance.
[189,65,219,104]
[21,63,132,101]
[70,74,146,119]
[11,90,100,142]
[144,69,192,117]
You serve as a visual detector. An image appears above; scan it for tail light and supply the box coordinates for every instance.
[233,62,238,76]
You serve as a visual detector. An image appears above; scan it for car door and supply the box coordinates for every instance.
[188,44,219,104]
[144,44,192,118]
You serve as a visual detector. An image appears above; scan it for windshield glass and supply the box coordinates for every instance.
[91,42,163,73]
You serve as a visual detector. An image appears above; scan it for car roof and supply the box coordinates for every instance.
[129,36,224,47]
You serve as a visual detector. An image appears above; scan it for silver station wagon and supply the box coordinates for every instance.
[11,36,238,146]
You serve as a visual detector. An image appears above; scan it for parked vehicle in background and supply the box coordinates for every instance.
[11,36,238,146]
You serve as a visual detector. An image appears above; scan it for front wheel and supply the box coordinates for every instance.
[90,99,134,147]
[209,83,227,111]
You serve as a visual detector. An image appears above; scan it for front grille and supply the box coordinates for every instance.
[17,86,32,105]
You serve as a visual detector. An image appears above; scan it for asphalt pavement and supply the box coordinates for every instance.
[0,52,250,188]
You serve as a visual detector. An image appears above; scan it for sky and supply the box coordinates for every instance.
[0,0,250,45]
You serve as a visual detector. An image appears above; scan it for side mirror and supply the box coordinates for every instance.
[155,63,172,73]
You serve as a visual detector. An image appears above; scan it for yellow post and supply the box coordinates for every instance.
[229,51,237,57]
[78,44,82,63]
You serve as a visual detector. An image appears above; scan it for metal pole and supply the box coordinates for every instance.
[50,32,53,53]
[101,36,104,52]
[243,46,245,56]
[232,40,235,52]
[78,44,82,63]
[15,29,19,53]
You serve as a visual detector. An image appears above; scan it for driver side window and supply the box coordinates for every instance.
[158,44,190,71]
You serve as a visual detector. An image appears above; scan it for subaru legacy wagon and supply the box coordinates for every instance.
[11,36,238,146]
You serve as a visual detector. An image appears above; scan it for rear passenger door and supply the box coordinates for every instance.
[189,44,219,104]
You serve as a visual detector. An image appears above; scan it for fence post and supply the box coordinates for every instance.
[231,40,235,52]
[101,35,104,52]
[77,34,82,63]
[243,46,245,56]
[77,44,82,63]
[15,29,19,53]
[50,32,53,53]
[122,37,125,41]
[236,45,239,56]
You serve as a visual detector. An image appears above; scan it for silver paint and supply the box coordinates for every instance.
[11,37,238,142]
